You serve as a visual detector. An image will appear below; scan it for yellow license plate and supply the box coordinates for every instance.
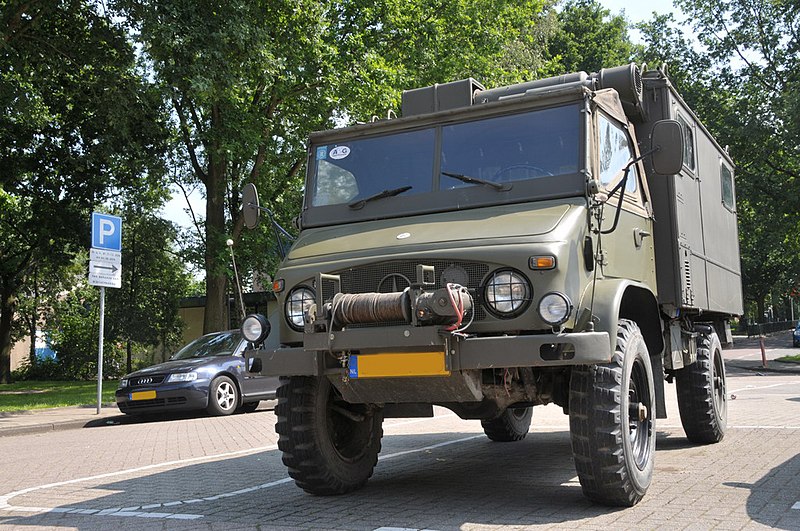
[348,351,449,378]
[130,390,156,401]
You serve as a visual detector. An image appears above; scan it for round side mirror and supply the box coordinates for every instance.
[242,183,260,229]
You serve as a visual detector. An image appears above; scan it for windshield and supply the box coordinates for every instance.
[311,104,580,208]
[171,332,242,360]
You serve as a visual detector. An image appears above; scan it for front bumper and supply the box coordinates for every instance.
[115,382,208,414]
[251,326,611,377]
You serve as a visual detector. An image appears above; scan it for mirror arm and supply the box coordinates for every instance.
[599,146,659,235]
[246,202,295,259]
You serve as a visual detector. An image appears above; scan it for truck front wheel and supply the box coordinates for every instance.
[569,319,655,506]
[275,376,383,495]
[676,328,727,443]
[481,407,532,442]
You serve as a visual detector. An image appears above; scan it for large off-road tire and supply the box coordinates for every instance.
[275,376,383,495]
[481,407,532,442]
[569,319,655,507]
[206,375,239,416]
[676,328,727,444]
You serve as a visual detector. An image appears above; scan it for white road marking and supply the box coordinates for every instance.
[0,415,482,521]
[729,382,796,394]
[792,502,800,510]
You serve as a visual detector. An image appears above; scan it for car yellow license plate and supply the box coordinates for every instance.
[348,351,449,378]
[130,390,156,400]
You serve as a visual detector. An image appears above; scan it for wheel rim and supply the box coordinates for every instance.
[712,348,727,418]
[326,389,372,463]
[628,357,653,470]
[216,381,236,411]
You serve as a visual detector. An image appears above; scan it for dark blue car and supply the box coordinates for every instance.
[115,330,278,416]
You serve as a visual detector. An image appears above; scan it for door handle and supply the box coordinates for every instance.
[634,228,651,248]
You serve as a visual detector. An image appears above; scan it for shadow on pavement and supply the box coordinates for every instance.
[83,406,275,429]
[724,452,800,530]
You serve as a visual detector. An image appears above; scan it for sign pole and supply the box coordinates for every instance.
[97,286,105,414]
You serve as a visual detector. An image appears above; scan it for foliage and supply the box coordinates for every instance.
[11,357,61,381]
[546,0,639,74]
[114,0,552,333]
[0,380,116,411]
[48,283,126,380]
[105,210,192,373]
[0,0,170,382]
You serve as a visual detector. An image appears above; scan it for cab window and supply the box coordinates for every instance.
[598,113,638,194]
[676,113,695,171]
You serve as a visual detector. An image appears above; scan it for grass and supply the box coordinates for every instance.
[0,380,117,412]
[776,354,800,364]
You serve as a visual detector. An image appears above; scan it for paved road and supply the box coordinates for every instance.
[0,341,798,530]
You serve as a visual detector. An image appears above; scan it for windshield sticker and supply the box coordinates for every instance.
[329,146,351,160]
[316,146,328,161]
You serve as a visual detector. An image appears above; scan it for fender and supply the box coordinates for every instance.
[579,278,663,356]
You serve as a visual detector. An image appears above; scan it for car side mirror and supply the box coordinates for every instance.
[650,119,684,175]
[247,356,262,373]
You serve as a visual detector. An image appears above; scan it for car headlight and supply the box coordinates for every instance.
[241,313,271,344]
[484,269,531,317]
[119,379,128,388]
[167,372,198,383]
[285,286,316,331]
[538,292,573,326]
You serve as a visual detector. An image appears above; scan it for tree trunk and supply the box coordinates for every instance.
[203,110,229,334]
[756,297,765,324]
[0,277,17,384]
[126,339,132,375]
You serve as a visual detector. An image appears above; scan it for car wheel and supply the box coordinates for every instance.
[676,327,727,444]
[569,319,655,506]
[207,375,238,416]
[481,407,532,442]
[275,376,383,495]
[239,401,260,413]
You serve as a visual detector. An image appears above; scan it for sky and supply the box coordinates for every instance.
[161,0,682,230]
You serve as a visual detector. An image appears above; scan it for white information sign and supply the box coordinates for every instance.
[88,248,122,288]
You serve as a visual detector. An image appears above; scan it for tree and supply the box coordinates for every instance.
[115,0,551,334]
[547,0,639,74]
[105,211,192,374]
[0,0,170,382]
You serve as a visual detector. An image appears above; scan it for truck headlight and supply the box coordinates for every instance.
[538,292,573,326]
[241,313,271,344]
[285,286,315,331]
[484,269,531,317]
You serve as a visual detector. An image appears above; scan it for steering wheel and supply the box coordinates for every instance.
[493,164,553,181]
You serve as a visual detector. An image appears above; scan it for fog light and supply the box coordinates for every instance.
[538,292,572,326]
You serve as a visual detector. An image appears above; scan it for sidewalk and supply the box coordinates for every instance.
[0,403,122,438]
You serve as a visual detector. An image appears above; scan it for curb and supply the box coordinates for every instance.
[0,418,99,438]
[725,361,800,376]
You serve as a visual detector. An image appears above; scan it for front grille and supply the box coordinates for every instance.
[119,396,187,411]
[322,260,489,322]
[131,375,166,386]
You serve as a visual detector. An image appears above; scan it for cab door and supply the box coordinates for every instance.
[595,111,656,287]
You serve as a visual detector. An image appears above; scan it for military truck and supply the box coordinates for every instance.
[240,63,742,506]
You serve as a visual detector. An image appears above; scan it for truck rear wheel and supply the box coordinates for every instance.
[481,407,532,442]
[275,376,383,495]
[676,328,727,443]
[569,319,655,506]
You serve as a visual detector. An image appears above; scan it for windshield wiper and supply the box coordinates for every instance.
[348,185,413,210]
[441,171,511,192]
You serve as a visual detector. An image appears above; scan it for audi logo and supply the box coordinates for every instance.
[137,377,153,385]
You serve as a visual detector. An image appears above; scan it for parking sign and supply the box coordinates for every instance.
[91,213,122,251]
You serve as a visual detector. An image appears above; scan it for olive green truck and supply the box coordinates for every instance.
[240,63,742,506]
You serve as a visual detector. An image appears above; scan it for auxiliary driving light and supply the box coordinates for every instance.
[538,292,573,326]
[241,313,271,344]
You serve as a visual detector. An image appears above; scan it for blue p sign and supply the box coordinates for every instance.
[91,213,122,251]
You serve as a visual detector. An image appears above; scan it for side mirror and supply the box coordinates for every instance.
[242,183,261,229]
[650,119,684,175]
[247,356,262,373]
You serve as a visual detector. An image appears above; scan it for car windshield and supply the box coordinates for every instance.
[310,104,580,208]
[171,332,242,360]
